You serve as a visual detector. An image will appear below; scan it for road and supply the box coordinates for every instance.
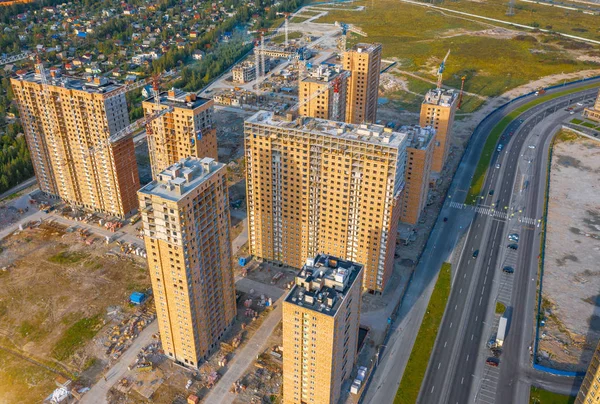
[419,88,599,404]
[80,321,159,404]
[0,176,36,200]
[362,78,600,404]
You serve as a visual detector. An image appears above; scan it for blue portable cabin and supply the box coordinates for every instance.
[130,292,146,305]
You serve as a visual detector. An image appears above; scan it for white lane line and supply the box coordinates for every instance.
[466,354,469,362]
[455,305,458,310]
[431,386,435,393]
[444,341,448,348]
[471,334,474,341]
[438,362,441,369]
[461,377,464,384]
[481,286,485,294]
[450,322,453,328]
[479,296,483,306]
[460,288,463,294]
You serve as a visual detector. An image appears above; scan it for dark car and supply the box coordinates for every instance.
[503,266,514,274]
[489,190,494,196]
[473,250,479,258]
[443,217,448,222]
[507,244,518,250]
[486,357,499,367]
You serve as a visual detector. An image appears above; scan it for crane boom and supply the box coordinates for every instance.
[109,106,173,144]
[334,21,367,52]
[437,49,451,89]
[0,51,31,66]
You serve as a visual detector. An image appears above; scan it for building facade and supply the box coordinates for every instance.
[419,89,458,174]
[11,69,140,217]
[232,62,256,84]
[282,254,363,404]
[245,112,407,292]
[138,157,236,367]
[298,64,347,122]
[143,88,217,179]
[583,89,600,122]
[576,339,600,404]
[343,43,382,125]
[399,125,435,225]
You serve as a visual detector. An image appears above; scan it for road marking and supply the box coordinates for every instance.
[466,354,469,362]
[431,386,435,393]
[461,377,464,384]
[481,286,485,294]
[444,341,447,348]
[484,276,487,283]
[450,322,453,328]
[438,362,441,369]
[460,288,462,294]
[475,316,478,321]
[471,334,474,341]
[455,305,458,311]
[464,273,467,279]
[479,297,482,306]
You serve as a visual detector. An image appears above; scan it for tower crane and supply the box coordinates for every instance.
[458,75,466,109]
[436,49,451,90]
[0,51,31,66]
[334,21,367,52]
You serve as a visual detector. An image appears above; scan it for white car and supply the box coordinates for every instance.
[495,163,501,169]
[528,145,536,149]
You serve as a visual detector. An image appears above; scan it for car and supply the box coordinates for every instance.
[577,102,583,106]
[570,111,575,115]
[528,145,536,149]
[495,163,501,169]
[503,266,515,274]
[508,233,519,242]
[473,250,480,258]
[443,217,448,222]
[486,357,499,367]
[489,190,494,196]
[507,244,518,250]
[497,144,503,152]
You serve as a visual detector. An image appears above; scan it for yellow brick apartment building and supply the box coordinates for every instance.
[283,254,363,404]
[419,88,458,174]
[298,64,347,122]
[399,125,435,225]
[343,43,382,125]
[143,88,217,179]
[11,70,140,217]
[583,88,600,122]
[244,112,407,292]
[138,157,236,367]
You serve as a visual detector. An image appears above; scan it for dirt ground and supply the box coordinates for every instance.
[214,109,247,164]
[538,134,600,372]
[232,321,283,404]
[0,222,151,404]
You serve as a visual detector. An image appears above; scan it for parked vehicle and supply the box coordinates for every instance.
[443,217,448,222]
[495,163,501,169]
[503,266,514,274]
[486,357,499,367]
[507,244,518,250]
[473,250,479,258]
[497,144,504,152]
[489,190,494,196]
[497,316,508,347]
[508,233,519,242]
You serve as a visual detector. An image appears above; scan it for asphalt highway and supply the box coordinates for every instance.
[419,87,600,404]
[363,78,600,404]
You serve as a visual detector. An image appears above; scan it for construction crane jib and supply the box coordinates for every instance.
[437,49,451,90]
[334,21,367,52]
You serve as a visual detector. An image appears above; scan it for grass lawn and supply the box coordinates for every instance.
[48,250,89,265]
[271,31,303,44]
[394,262,452,404]
[465,83,600,204]
[570,118,583,124]
[530,386,576,404]
[495,301,506,314]
[52,315,102,361]
[316,0,598,99]
[290,15,310,23]
[581,121,597,128]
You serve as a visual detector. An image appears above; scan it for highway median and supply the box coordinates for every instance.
[394,262,452,404]
[465,83,600,205]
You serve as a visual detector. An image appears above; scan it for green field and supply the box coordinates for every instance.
[271,31,303,44]
[430,0,600,42]
[316,0,599,99]
[465,82,600,203]
[530,386,576,404]
[394,263,452,404]
[51,315,102,361]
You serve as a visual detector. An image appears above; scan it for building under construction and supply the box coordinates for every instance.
[142,88,217,179]
[244,111,407,293]
[298,64,348,122]
[343,43,382,125]
[11,68,140,217]
[583,88,600,122]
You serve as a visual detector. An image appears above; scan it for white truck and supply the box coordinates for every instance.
[497,316,508,347]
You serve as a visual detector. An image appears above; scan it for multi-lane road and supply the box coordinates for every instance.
[362,78,600,404]
[420,87,599,404]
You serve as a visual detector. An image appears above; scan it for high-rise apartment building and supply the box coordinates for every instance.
[419,89,458,173]
[576,339,600,404]
[282,254,363,404]
[245,111,407,292]
[298,64,347,121]
[399,125,435,225]
[11,69,140,217]
[138,157,236,367]
[583,88,600,122]
[343,43,382,125]
[143,88,217,179]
